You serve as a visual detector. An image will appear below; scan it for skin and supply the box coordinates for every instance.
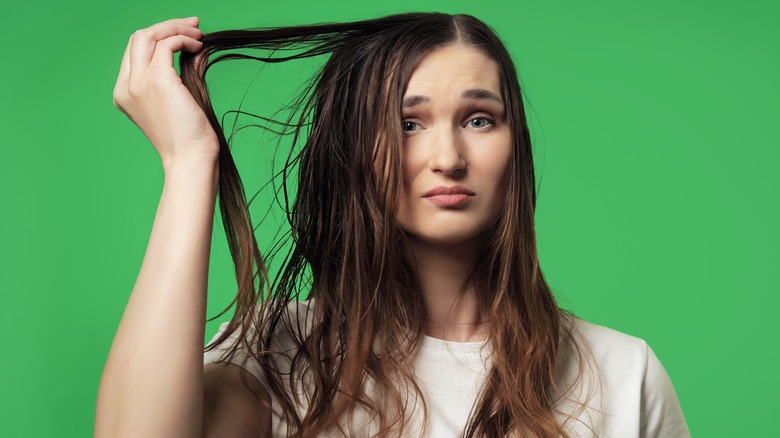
[96,23,509,436]
[398,44,512,342]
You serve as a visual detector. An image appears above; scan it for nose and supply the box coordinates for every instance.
[428,126,466,176]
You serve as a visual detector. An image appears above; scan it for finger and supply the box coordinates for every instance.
[149,18,203,37]
[129,23,203,77]
[129,22,203,78]
[148,35,205,71]
[162,16,200,26]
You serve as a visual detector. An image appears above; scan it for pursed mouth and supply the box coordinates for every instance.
[425,194,474,205]
[422,185,476,198]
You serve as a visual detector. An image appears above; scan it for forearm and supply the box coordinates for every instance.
[96,156,219,438]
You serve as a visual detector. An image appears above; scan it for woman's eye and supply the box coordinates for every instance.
[466,117,495,130]
[402,120,420,133]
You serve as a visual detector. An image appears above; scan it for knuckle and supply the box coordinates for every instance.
[145,78,160,91]
[111,89,124,104]
[112,90,129,111]
[159,36,181,48]
[155,38,171,50]
[130,29,148,42]
[127,81,147,98]
[112,83,128,100]
[148,75,167,90]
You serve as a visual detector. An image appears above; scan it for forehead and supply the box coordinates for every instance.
[403,44,502,99]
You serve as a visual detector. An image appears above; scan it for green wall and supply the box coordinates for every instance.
[2,0,778,436]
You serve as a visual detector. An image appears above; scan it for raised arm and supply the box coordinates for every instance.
[94,17,245,437]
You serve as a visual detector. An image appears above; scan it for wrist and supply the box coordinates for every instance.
[162,153,220,184]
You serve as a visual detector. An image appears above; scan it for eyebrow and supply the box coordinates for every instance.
[402,88,504,107]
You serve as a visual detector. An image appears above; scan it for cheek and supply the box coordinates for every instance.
[481,137,512,177]
[400,149,424,193]
[396,154,414,218]
[484,141,513,211]
[396,149,429,231]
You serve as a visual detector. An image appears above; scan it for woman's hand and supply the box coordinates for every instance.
[113,17,219,169]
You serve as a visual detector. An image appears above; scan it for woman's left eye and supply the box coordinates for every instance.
[466,117,495,129]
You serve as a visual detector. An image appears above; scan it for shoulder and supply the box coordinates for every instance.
[566,316,651,369]
[562,315,671,391]
[558,315,691,437]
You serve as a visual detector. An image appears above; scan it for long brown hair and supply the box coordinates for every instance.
[181,12,594,437]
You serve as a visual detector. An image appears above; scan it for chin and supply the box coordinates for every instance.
[403,224,498,248]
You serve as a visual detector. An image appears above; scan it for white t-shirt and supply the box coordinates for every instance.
[204,300,690,437]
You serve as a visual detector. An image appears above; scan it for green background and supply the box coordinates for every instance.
[2,0,777,436]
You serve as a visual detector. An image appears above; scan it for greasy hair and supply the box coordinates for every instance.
[181,11,595,437]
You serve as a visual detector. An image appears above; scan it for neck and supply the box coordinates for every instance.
[406,234,490,342]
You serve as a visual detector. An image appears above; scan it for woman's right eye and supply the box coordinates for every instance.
[402,120,420,133]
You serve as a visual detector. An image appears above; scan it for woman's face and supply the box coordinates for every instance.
[396,44,512,246]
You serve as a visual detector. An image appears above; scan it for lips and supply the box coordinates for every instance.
[422,185,476,206]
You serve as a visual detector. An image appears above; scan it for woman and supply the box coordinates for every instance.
[95,12,690,437]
